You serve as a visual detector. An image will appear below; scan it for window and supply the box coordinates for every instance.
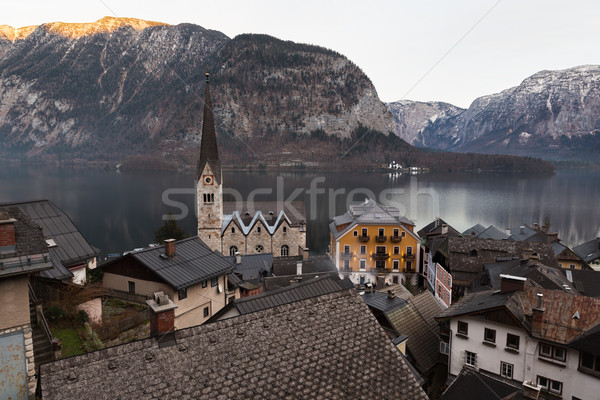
[401,231,406,237]
[500,362,513,379]
[465,351,477,367]
[211,277,218,287]
[343,259,350,269]
[393,228,399,237]
[202,280,207,288]
[283,226,287,233]
[378,228,385,236]
[392,275,399,284]
[484,328,496,344]
[228,297,234,304]
[457,321,468,336]
[257,226,261,233]
[255,244,264,253]
[406,246,413,255]
[393,260,399,270]
[570,264,576,270]
[375,260,386,269]
[203,193,214,203]
[537,376,562,395]
[203,307,209,318]
[506,333,520,351]
[231,227,235,234]
[393,246,400,255]
[440,342,450,355]
[540,343,566,362]
[359,259,366,270]
[376,246,386,254]
[281,245,289,257]
[580,352,600,375]
[344,245,351,254]
[128,281,135,294]
[178,288,187,300]
[360,245,366,254]
[353,230,358,237]
[229,246,238,256]
[361,228,368,236]
[406,261,412,271]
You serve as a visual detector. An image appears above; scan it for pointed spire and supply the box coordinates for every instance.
[197,71,222,183]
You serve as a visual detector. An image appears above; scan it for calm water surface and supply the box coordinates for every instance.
[0,166,598,258]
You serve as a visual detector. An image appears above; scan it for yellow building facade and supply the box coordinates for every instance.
[329,199,420,286]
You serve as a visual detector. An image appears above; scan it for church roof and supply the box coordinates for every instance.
[196,72,222,184]
[222,201,306,235]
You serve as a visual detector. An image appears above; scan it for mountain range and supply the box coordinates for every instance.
[0,17,589,169]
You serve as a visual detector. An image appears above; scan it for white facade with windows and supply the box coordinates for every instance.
[446,316,599,400]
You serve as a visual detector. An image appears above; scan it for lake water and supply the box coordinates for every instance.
[0,165,598,258]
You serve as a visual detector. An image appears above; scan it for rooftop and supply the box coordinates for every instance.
[573,237,600,263]
[41,289,428,400]
[442,368,523,400]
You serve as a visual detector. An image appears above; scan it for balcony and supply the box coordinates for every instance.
[390,236,402,243]
[403,253,415,260]
[375,235,387,243]
[371,267,391,275]
[373,253,389,260]
[340,251,354,259]
[358,235,370,242]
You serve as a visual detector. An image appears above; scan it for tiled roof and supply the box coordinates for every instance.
[222,253,273,281]
[103,237,235,290]
[442,368,524,400]
[387,291,443,374]
[573,237,600,263]
[0,207,53,278]
[41,289,428,400]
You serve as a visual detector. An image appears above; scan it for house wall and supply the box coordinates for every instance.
[434,264,452,308]
[174,275,232,329]
[448,316,600,400]
[103,272,173,299]
[334,224,419,285]
[0,276,30,330]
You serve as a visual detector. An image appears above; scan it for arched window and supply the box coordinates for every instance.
[281,245,289,257]
[229,246,238,256]
[255,245,264,253]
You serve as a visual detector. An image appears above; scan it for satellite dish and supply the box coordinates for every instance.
[217,284,223,293]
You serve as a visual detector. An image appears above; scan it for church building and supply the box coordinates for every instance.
[196,73,307,257]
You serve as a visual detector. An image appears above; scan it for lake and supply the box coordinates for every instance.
[1,165,598,259]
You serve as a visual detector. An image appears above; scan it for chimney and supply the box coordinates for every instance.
[531,293,545,336]
[520,225,525,235]
[435,217,440,228]
[296,260,303,276]
[387,290,396,300]
[302,247,309,260]
[146,292,178,337]
[499,274,526,293]
[505,228,511,236]
[0,215,17,248]
[533,223,539,230]
[235,251,242,265]
[164,239,176,257]
[441,224,448,235]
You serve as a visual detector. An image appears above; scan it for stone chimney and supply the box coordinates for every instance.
[235,251,242,265]
[500,274,526,293]
[296,260,302,276]
[302,247,309,260]
[164,239,176,257]
[520,225,525,235]
[387,290,396,300]
[531,293,545,336]
[146,292,178,336]
[533,223,539,231]
[0,214,17,248]
[441,224,448,235]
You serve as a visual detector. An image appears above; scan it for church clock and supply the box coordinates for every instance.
[203,175,214,185]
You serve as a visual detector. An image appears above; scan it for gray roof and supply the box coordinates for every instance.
[387,291,443,374]
[0,207,53,278]
[222,253,273,281]
[573,238,600,263]
[442,368,524,400]
[234,275,349,315]
[104,237,235,290]
[41,289,428,400]
[507,224,547,242]
[477,225,509,240]
[263,271,341,291]
[272,255,337,276]
[1,200,97,280]
[462,224,486,237]
[479,259,575,292]
[567,269,600,298]
[362,291,408,314]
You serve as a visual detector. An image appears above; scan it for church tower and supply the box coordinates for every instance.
[196,72,223,252]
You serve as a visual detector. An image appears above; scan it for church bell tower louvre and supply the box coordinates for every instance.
[196,72,223,252]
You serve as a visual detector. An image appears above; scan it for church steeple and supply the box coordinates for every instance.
[197,72,221,184]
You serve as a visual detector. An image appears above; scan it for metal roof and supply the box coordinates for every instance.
[361,291,408,314]
[222,253,273,281]
[233,275,349,315]
[573,238,600,263]
[442,368,524,400]
[2,200,97,268]
[128,237,235,290]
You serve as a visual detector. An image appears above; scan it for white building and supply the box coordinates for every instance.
[436,275,600,400]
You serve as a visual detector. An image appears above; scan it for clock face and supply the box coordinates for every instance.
[203,175,213,185]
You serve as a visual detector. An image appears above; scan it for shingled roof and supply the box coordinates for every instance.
[41,289,428,400]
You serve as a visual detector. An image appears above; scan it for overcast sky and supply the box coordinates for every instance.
[4,0,600,108]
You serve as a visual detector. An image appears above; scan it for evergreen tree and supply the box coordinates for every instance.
[154,213,188,243]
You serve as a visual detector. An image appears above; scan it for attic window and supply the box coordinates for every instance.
[283,226,287,233]
[231,227,235,234]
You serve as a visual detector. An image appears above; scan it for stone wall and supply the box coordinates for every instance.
[0,276,30,330]
[196,163,223,252]
[0,324,36,397]
[220,219,307,257]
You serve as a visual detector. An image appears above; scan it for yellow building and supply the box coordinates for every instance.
[329,199,420,286]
